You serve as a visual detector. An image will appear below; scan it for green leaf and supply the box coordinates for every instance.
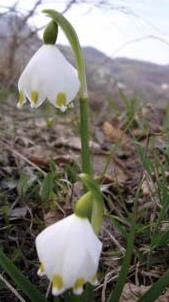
[82,284,95,302]
[157,189,169,224]
[151,229,169,249]
[17,174,29,197]
[41,173,54,204]
[49,160,57,177]
[137,145,153,175]
[108,179,142,302]
[138,268,169,302]
[108,219,136,302]
[65,163,79,183]
[0,249,47,302]
[163,103,169,132]
[111,216,128,239]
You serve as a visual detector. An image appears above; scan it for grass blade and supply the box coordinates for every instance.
[108,179,143,302]
[0,249,47,302]
[108,217,135,302]
[138,269,169,302]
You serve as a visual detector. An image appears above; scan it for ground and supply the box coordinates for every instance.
[0,91,169,302]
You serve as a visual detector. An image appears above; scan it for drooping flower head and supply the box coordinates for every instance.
[18,44,80,111]
[36,214,102,296]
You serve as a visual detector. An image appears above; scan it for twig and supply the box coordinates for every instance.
[103,227,125,255]
[0,137,47,176]
[0,273,26,302]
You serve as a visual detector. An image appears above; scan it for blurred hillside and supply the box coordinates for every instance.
[0,13,169,108]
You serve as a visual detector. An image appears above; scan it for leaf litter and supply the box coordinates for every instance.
[0,95,169,301]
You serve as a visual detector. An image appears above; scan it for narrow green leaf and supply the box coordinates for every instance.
[151,229,169,249]
[17,173,29,197]
[111,216,128,240]
[108,179,142,302]
[108,219,135,302]
[119,89,130,111]
[150,164,169,248]
[49,160,57,177]
[138,269,169,302]
[41,173,54,203]
[53,298,60,302]
[156,189,169,226]
[137,145,153,175]
[0,249,47,302]
[163,103,169,132]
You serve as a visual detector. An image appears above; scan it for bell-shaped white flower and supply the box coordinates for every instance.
[18,45,80,111]
[35,214,102,296]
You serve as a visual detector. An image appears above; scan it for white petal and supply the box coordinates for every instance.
[18,45,80,109]
[36,215,73,280]
[35,214,102,294]
[60,216,101,287]
[61,219,91,287]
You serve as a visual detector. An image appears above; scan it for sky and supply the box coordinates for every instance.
[1,0,169,65]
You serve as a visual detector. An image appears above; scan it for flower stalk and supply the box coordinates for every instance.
[17,10,105,297]
[43,9,92,175]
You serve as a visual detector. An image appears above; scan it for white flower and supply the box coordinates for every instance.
[18,45,80,111]
[35,214,102,296]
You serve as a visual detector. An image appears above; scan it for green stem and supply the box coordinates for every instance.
[80,97,92,174]
[43,10,91,174]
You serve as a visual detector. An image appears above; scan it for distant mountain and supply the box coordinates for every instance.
[0,13,169,108]
[59,45,169,108]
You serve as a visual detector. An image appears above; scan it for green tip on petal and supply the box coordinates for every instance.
[31,90,39,108]
[90,274,99,286]
[52,275,64,291]
[73,278,85,295]
[56,92,67,109]
[17,91,25,108]
[56,92,67,107]
[37,263,45,277]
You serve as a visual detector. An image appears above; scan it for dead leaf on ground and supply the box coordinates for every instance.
[120,282,169,302]
[44,209,65,227]
[52,136,101,152]
[8,207,27,220]
[102,121,128,144]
